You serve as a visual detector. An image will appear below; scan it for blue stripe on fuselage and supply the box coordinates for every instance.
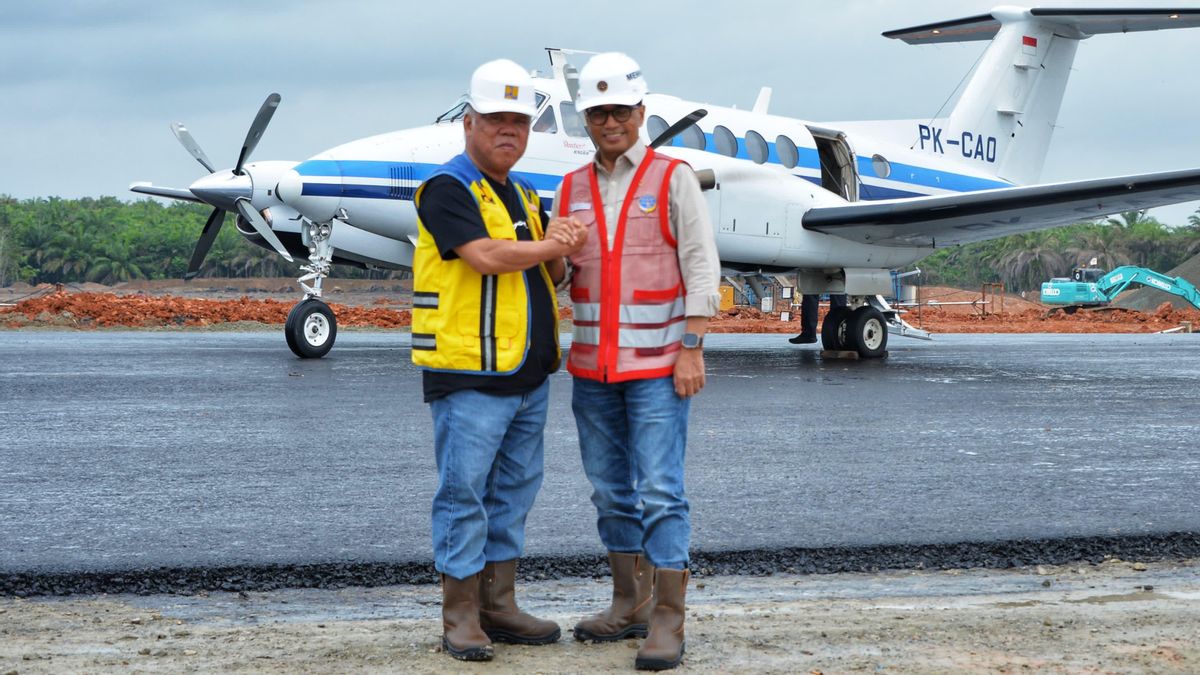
[294,140,1006,206]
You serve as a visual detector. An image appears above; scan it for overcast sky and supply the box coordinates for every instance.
[4,0,1199,224]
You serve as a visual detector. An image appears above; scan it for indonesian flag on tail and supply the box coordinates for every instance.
[1022,35,1038,56]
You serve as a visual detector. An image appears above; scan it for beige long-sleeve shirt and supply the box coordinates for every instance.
[553,142,722,317]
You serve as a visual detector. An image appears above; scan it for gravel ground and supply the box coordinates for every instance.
[2,558,1197,674]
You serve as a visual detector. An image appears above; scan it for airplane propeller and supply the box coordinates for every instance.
[649,109,708,149]
[161,93,292,279]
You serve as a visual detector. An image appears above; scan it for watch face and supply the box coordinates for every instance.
[682,333,700,348]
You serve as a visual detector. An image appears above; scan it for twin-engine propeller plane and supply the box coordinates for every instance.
[132,6,1200,359]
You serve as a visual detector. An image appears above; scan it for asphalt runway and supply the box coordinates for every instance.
[2,331,1198,588]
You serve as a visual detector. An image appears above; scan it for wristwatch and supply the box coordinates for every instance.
[681,332,703,349]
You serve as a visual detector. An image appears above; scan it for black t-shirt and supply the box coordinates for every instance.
[415,173,558,402]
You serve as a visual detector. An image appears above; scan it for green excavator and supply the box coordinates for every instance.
[1040,264,1200,311]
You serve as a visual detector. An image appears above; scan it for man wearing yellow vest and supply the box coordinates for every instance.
[412,58,586,662]
[557,53,720,671]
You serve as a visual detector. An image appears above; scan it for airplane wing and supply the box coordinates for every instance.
[803,168,1200,248]
[885,8,1200,44]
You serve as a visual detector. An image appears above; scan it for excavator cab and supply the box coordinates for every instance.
[1071,267,1104,283]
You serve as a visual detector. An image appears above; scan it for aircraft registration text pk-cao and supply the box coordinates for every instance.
[917,124,998,163]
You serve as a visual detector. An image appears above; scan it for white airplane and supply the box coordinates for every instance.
[132,5,1200,359]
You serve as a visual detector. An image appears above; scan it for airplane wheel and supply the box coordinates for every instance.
[847,306,888,359]
[820,306,851,351]
[286,298,337,359]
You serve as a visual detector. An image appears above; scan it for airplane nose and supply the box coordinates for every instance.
[276,163,340,223]
[189,171,252,212]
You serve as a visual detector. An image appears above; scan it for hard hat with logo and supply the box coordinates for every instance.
[467,59,538,117]
[575,52,647,111]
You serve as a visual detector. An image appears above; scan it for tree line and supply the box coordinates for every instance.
[918,210,1200,292]
[0,196,408,286]
[1,196,1199,291]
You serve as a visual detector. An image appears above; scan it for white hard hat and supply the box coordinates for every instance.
[467,59,538,117]
[575,52,647,111]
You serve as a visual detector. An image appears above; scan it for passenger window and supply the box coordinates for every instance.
[559,102,589,138]
[680,124,706,150]
[647,114,669,140]
[714,125,737,157]
[746,130,768,164]
[776,135,798,168]
[533,106,558,133]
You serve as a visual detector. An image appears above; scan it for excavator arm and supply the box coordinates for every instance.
[1097,266,1200,310]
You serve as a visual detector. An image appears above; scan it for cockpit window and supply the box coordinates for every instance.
[435,92,549,124]
[559,102,589,138]
[533,106,558,133]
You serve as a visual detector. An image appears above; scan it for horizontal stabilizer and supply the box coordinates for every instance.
[803,168,1200,248]
[885,8,1200,44]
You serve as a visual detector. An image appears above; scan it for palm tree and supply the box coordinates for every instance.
[994,232,1068,292]
[1106,210,1153,230]
[87,240,145,284]
[1064,225,1132,271]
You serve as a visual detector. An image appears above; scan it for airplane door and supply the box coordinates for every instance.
[806,126,859,202]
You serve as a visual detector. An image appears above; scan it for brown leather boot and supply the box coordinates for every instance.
[635,568,689,671]
[478,560,562,645]
[574,552,653,641]
[441,573,493,661]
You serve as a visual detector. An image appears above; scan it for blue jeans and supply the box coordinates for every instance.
[571,375,691,570]
[430,380,549,580]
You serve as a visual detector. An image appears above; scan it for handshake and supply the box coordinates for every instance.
[544,216,588,256]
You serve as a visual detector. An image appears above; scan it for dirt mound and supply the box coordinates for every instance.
[1,291,410,329]
[3,282,1197,334]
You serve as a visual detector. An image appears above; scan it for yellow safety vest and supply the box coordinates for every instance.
[411,153,560,374]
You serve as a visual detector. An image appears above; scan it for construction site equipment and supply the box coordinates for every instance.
[1040,266,1200,310]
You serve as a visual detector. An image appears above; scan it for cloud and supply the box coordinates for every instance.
[2,0,1198,222]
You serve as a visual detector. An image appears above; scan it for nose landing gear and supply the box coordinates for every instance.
[286,298,337,358]
[285,218,338,359]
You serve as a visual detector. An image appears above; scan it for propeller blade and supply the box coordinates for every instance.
[235,198,294,263]
[649,109,708,149]
[186,207,227,279]
[170,123,217,174]
[233,93,281,175]
[129,182,204,203]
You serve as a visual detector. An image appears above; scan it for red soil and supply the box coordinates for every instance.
[2,285,1196,334]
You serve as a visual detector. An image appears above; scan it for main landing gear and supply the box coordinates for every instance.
[285,219,338,359]
[821,304,889,358]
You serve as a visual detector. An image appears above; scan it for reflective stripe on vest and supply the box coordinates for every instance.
[572,297,685,329]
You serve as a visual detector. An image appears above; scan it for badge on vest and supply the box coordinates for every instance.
[569,202,592,212]
[637,195,657,214]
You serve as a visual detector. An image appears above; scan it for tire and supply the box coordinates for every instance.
[285,298,337,359]
[820,306,851,351]
[847,306,888,359]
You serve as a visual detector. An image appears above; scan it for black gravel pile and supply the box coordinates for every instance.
[3,532,1196,598]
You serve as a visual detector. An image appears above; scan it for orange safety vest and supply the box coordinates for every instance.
[562,149,688,382]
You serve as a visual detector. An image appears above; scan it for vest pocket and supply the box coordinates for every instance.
[623,210,664,246]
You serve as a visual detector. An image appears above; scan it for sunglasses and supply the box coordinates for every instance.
[585,105,638,125]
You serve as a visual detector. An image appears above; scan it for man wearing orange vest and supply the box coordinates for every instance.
[557,52,720,671]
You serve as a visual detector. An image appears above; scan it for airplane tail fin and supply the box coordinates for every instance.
[885,7,1200,186]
